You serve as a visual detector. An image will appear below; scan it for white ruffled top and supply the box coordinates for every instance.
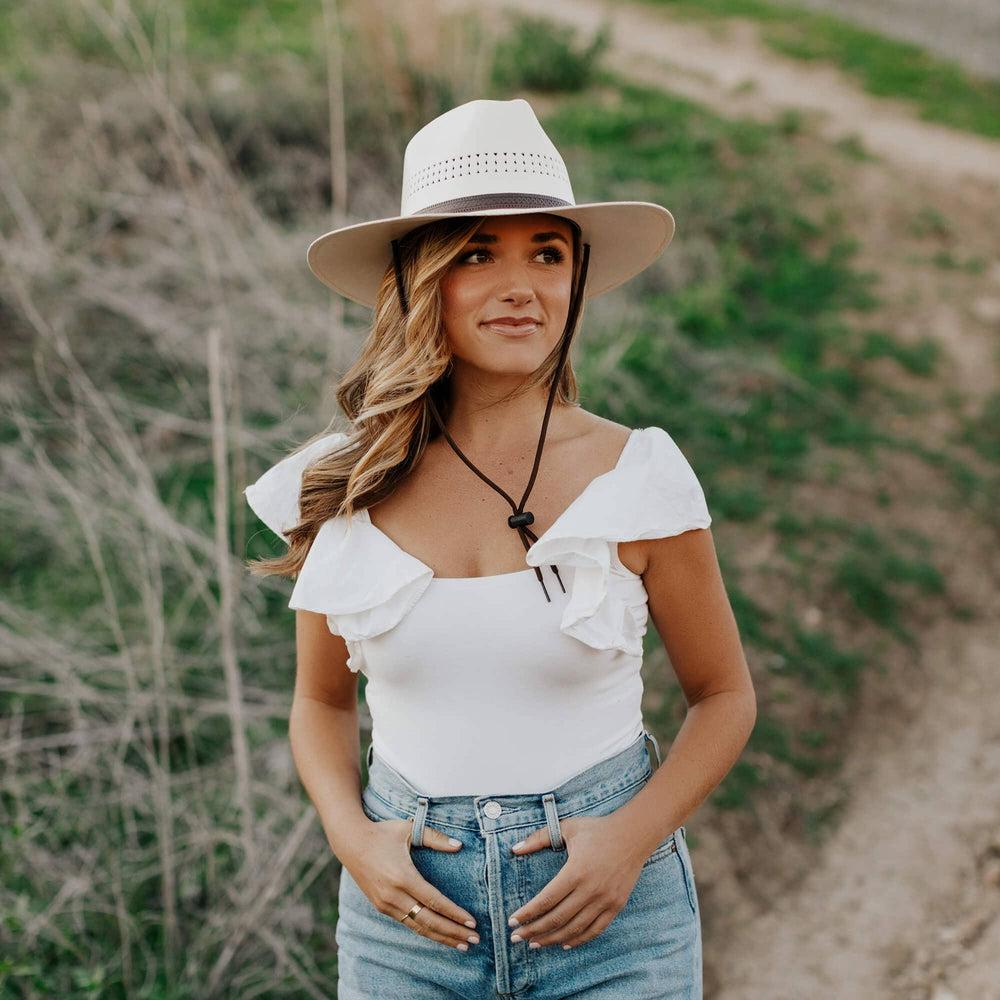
[245,424,712,666]
[245,425,712,794]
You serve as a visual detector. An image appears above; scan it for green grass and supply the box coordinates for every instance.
[491,13,612,92]
[0,0,323,73]
[2,6,995,990]
[3,0,997,138]
[640,0,1000,140]
[960,392,1000,464]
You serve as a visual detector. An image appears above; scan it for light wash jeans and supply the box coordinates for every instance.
[336,728,702,998]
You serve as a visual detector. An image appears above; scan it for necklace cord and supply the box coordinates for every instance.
[389,230,591,600]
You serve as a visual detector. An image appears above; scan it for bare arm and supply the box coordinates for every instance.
[610,527,757,862]
[289,610,482,946]
[288,609,373,868]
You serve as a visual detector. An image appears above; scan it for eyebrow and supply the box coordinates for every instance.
[466,231,569,246]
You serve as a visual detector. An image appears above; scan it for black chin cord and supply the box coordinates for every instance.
[389,231,591,601]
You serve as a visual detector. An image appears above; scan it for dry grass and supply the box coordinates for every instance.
[0,0,494,993]
[3,0,995,995]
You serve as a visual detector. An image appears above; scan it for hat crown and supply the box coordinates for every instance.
[400,99,576,216]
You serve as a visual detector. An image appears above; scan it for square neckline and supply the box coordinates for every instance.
[360,426,642,582]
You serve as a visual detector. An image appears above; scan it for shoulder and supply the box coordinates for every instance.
[244,429,351,541]
[618,422,712,575]
[547,408,705,480]
[568,411,702,483]
[564,409,634,458]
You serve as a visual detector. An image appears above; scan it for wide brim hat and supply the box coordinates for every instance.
[306,98,675,309]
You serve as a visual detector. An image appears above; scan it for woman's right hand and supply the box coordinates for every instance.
[345,817,480,951]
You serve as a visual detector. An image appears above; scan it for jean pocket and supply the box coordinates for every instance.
[641,831,679,869]
[361,786,409,824]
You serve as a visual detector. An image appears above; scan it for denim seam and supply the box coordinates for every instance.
[676,846,698,916]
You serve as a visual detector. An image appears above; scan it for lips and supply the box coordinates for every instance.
[482,320,540,337]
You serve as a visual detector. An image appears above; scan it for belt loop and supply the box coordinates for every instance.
[541,792,565,851]
[410,796,430,848]
[643,728,663,771]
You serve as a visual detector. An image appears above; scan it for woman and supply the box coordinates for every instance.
[246,98,755,999]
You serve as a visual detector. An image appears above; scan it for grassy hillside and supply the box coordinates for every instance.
[1,2,994,995]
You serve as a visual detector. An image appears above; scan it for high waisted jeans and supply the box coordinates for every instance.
[336,728,702,999]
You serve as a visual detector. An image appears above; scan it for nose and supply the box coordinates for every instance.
[498,287,535,308]
[494,271,537,305]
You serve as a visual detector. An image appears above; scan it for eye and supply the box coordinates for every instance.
[456,245,566,265]
[457,249,490,264]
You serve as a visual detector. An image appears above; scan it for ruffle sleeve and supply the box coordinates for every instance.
[244,431,350,542]
[244,434,433,673]
[287,510,433,672]
[524,425,711,657]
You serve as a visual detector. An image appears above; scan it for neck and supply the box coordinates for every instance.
[440,380,573,454]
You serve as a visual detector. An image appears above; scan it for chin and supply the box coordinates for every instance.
[478,356,545,377]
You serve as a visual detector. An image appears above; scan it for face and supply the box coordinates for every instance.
[439,213,575,377]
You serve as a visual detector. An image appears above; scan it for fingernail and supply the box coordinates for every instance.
[464,919,476,928]
[508,916,520,928]
[449,837,461,847]
[467,934,479,944]
[512,840,525,852]
[457,942,468,952]
[529,941,540,949]
[510,933,522,943]
[563,944,572,950]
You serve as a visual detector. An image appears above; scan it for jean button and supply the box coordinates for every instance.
[484,801,503,819]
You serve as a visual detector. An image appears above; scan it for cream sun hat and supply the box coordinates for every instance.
[304,97,679,605]
[305,97,676,307]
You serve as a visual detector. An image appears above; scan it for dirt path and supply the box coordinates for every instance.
[697,146,1000,998]
[441,0,1000,185]
[439,1,1000,994]
[711,578,1000,998]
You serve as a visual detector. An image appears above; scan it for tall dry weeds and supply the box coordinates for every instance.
[0,0,501,993]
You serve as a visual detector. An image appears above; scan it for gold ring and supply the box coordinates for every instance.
[400,902,423,923]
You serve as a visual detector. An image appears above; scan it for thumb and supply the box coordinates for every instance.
[417,824,464,852]
[510,827,553,856]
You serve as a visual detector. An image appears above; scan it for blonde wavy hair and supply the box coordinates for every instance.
[248,213,587,580]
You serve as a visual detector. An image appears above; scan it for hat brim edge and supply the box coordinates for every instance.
[305,202,675,308]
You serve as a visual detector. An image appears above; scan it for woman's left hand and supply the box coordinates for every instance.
[506,813,648,949]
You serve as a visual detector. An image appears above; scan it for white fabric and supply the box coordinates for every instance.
[245,425,711,795]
